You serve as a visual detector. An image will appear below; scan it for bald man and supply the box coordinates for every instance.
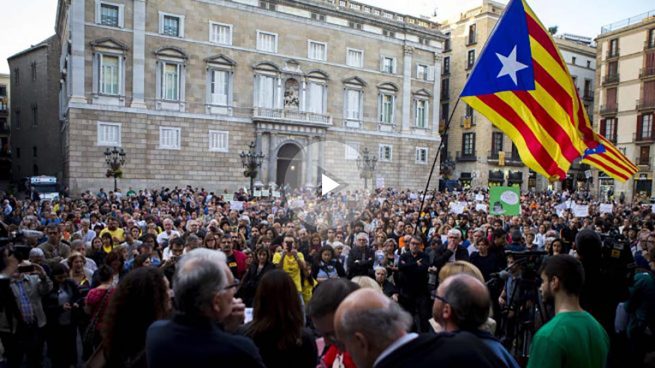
[433,274,520,368]
[335,289,505,368]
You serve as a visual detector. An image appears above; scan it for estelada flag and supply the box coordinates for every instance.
[460,0,636,182]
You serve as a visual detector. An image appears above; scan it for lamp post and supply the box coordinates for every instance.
[240,141,265,196]
[356,147,377,190]
[104,146,126,192]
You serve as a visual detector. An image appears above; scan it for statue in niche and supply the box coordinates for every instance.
[284,78,300,109]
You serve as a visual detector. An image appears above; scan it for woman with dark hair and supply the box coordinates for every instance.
[87,236,106,267]
[102,267,172,368]
[202,232,218,250]
[243,270,318,367]
[311,245,345,282]
[43,263,83,368]
[97,249,125,286]
[84,265,114,357]
[237,247,275,307]
[133,253,152,269]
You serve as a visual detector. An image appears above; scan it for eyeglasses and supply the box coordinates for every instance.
[222,282,239,291]
[285,241,294,245]
[431,291,449,304]
[410,242,421,246]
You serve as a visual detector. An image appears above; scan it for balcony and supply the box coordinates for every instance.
[602,73,620,85]
[606,49,620,59]
[636,99,655,111]
[636,155,651,170]
[441,90,450,101]
[645,40,655,50]
[456,150,477,162]
[582,93,593,102]
[599,105,618,115]
[633,131,655,143]
[640,67,655,79]
[460,115,475,129]
[487,151,523,166]
[466,34,477,46]
[253,107,332,126]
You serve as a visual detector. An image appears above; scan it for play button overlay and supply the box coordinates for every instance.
[321,174,340,195]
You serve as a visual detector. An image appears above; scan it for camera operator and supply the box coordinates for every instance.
[0,244,53,368]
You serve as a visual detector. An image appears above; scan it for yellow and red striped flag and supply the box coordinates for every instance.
[460,0,636,182]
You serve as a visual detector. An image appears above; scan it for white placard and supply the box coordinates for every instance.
[475,194,484,202]
[585,170,592,179]
[409,193,418,200]
[261,189,270,196]
[253,190,262,197]
[554,202,568,217]
[272,191,281,198]
[230,201,244,211]
[290,200,305,208]
[376,176,385,189]
[572,204,589,218]
[449,201,467,215]
[475,203,488,212]
[599,203,613,214]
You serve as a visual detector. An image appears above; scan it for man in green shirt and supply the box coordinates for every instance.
[528,255,609,368]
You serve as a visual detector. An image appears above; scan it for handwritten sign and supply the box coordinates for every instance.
[599,203,613,214]
[229,201,244,211]
[572,204,589,218]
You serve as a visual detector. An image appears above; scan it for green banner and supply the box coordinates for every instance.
[489,186,520,216]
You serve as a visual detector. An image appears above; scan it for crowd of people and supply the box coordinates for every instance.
[0,184,653,368]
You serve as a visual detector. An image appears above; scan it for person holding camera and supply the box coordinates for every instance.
[273,236,305,297]
[0,246,52,368]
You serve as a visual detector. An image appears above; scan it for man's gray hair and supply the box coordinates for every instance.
[173,248,228,317]
[338,300,412,351]
[70,239,85,251]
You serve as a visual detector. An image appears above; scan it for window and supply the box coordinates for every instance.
[96,2,123,27]
[307,82,325,114]
[159,127,181,149]
[345,142,359,160]
[466,50,475,70]
[649,29,655,48]
[441,102,449,121]
[257,31,278,53]
[345,89,362,121]
[14,110,20,129]
[416,147,428,164]
[416,64,428,80]
[583,79,592,99]
[208,130,229,152]
[31,62,36,81]
[210,22,232,45]
[255,74,277,108]
[98,54,121,95]
[209,69,229,106]
[467,24,477,45]
[311,13,326,22]
[444,33,451,52]
[571,56,576,65]
[380,56,396,74]
[33,165,38,176]
[443,57,450,74]
[379,144,392,162]
[14,68,19,86]
[441,78,450,97]
[609,38,619,57]
[308,41,327,61]
[346,48,363,68]
[259,0,275,10]
[641,114,654,139]
[32,146,37,158]
[383,29,395,38]
[587,60,591,68]
[601,118,617,142]
[415,99,428,128]
[97,122,121,146]
[492,132,503,155]
[608,61,618,77]
[349,21,362,30]
[159,13,184,37]
[15,148,20,159]
[31,104,38,127]
[161,62,181,101]
[462,133,475,156]
[379,93,395,124]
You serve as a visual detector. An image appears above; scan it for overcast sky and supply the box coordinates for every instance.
[1,0,654,74]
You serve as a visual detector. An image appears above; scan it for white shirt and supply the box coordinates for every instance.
[373,333,418,367]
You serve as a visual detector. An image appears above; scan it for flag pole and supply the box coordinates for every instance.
[415,96,462,236]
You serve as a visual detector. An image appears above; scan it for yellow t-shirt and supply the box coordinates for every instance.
[272,252,305,292]
[99,227,126,245]
[302,278,317,305]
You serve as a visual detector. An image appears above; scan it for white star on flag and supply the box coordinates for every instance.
[496,46,528,85]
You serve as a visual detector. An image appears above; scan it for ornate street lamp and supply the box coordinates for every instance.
[356,147,377,190]
[104,146,126,192]
[240,141,265,196]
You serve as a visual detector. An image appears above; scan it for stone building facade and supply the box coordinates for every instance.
[55,0,445,193]
[0,73,9,179]
[8,36,63,182]
[594,12,655,200]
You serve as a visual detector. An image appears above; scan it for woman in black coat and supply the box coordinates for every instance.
[237,247,275,307]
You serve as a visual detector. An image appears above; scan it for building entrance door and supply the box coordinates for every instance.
[276,143,302,189]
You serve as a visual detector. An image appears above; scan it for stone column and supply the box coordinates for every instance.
[401,45,413,132]
[432,53,443,136]
[268,133,277,186]
[131,0,147,108]
[305,138,315,187]
[69,0,86,104]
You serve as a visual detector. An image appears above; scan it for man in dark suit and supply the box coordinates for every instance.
[397,236,431,332]
[146,248,265,368]
[347,233,375,279]
[334,288,504,368]
[432,229,470,271]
